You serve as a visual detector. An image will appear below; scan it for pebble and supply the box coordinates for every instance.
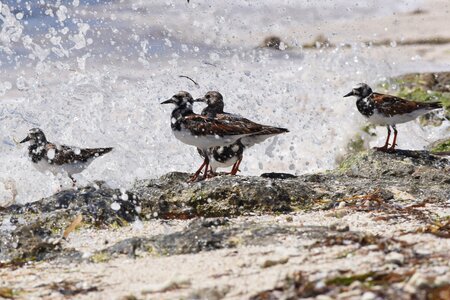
[329,223,349,232]
[337,289,362,299]
[435,273,450,286]
[404,273,434,293]
[385,251,405,266]
[259,255,289,268]
[141,277,191,294]
[366,245,379,251]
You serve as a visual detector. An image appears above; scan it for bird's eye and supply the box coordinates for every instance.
[206,95,210,99]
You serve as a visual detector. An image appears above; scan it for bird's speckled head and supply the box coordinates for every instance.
[20,128,47,144]
[343,83,373,99]
[161,91,194,108]
[195,91,224,112]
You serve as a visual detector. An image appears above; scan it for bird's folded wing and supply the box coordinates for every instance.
[215,114,288,135]
[45,144,112,164]
[371,93,424,116]
[183,114,265,136]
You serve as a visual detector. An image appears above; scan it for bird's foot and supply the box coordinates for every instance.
[374,146,397,153]
[187,174,201,183]
[205,172,217,179]
[373,146,389,152]
[386,146,397,153]
[373,146,388,152]
[188,171,212,182]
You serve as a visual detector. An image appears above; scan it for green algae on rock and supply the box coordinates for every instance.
[380,72,450,121]
[428,138,450,155]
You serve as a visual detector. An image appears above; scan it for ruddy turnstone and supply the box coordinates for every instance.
[161,91,283,181]
[195,91,289,176]
[344,83,443,152]
[20,128,113,185]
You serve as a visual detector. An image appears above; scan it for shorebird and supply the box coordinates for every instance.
[162,91,288,181]
[20,128,113,185]
[344,83,443,152]
[195,91,289,176]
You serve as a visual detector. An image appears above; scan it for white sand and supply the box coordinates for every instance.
[1,206,450,299]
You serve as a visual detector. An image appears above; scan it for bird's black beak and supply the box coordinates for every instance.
[161,98,176,105]
[343,91,355,97]
[194,97,205,102]
[20,136,31,143]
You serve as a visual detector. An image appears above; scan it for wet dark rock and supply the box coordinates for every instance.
[133,172,311,219]
[302,34,331,49]
[0,221,59,263]
[338,150,449,178]
[261,36,287,50]
[260,172,297,179]
[0,186,140,263]
[0,220,81,264]
[99,218,379,259]
[0,149,449,264]
[49,280,99,296]
[27,186,141,226]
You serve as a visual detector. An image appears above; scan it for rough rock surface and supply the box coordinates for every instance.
[0,150,448,264]
[99,218,380,260]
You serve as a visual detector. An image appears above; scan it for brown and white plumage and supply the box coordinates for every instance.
[368,92,441,121]
[162,91,267,181]
[344,83,442,152]
[195,91,289,175]
[20,128,113,184]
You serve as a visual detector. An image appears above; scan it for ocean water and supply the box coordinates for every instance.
[0,0,448,204]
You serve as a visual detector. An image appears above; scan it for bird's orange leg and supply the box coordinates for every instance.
[201,158,210,180]
[230,158,242,175]
[188,159,207,182]
[387,126,398,152]
[375,126,391,152]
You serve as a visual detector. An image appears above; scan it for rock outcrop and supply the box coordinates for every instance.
[0,150,448,264]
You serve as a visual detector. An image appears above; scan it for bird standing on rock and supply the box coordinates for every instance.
[194,91,289,177]
[161,91,266,181]
[344,83,443,152]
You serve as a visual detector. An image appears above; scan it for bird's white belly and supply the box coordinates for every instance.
[33,159,92,176]
[367,109,430,126]
[173,126,250,150]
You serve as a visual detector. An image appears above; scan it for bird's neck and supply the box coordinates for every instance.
[171,104,194,130]
[171,104,194,119]
[28,141,47,163]
[201,105,223,118]
[356,95,375,117]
